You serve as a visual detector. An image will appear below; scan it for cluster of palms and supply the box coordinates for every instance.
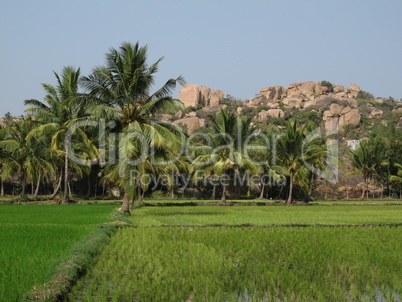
[4,41,398,209]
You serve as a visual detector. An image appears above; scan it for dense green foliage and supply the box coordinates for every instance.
[0,205,116,301]
[68,226,402,301]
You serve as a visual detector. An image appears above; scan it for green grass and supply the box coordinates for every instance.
[68,226,402,301]
[128,205,402,226]
[0,205,117,302]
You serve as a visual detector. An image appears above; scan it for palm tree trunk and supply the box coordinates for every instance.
[366,178,369,199]
[136,185,143,204]
[119,194,131,213]
[86,174,91,198]
[31,181,34,196]
[171,187,175,200]
[259,182,265,199]
[1,178,4,196]
[63,142,70,203]
[211,185,216,200]
[49,173,62,199]
[360,178,366,199]
[33,175,41,198]
[286,174,293,205]
[21,176,27,200]
[220,184,227,204]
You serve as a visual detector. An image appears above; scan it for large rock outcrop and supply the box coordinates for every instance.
[178,84,224,108]
[173,116,206,134]
[260,86,286,103]
[323,104,361,132]
[255,109,285,121]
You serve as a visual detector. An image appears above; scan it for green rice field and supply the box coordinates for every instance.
[0,205,116,302]
[1,202,402,301]
[68,226,402,301]
[129,205,402,226]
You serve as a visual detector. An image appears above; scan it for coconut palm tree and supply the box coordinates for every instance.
[346,140,377,199]
[80,42,185,212]
[0,117,54,200]
[390,163,402,199]
[276,120,328,204]
[191,109,261,203]
[25,66,96,203]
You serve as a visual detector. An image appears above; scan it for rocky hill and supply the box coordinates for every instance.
[168,81,402,135]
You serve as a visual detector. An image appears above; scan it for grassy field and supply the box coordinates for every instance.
[2,202,402,301]
[68,226,402,301]
[128,205,402,226]
[0,205,117,302]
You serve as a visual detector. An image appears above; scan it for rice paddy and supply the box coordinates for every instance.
[0,205,116,302]
[2,202,402,301]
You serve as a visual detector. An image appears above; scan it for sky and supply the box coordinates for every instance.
[1,0,401,116]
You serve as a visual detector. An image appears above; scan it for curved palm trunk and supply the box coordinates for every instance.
[286,174,293,205]
[63,142,70,203]
[119,194,131,213]
[259,182,265,199]
[49,173,62,199]
[33,175,41,198]
[1,179,4,196]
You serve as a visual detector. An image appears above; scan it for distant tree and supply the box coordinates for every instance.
[390,163,402,199]
[320,80,334,93]
[357,90,374,100]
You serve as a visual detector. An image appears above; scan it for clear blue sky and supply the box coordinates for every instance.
[1,0,401,116]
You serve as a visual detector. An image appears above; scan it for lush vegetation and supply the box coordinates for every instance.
[0,205,116,302]
[68,226,402,301]
[0,41,401,208]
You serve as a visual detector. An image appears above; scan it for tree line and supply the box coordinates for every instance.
[0,42,401,210]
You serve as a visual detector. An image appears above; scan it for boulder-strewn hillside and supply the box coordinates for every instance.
[170,81,402,135]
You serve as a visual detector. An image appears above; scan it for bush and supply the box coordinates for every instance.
[321,80,334,93]
[357,90,374,100]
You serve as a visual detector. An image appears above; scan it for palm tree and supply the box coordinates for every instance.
[276,120,328,204]
[0,117,54,200]
[191,109,261,203]
[80,42,185,212]
[25,66,96,203]
[390,163,402,199]
[346,140,376,199]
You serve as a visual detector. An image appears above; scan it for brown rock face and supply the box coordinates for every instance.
[260,86,286,103]
[329,103,343,116]
[210,89,224,106]
[287,81,323,97]
[178,84,200,107]
[173,116,206,134]
[178,84,224,107]
[323,105,361,132]
[199,87,211,106]
[349,84,361,98]
[397,117,402,129]
[339,109,361,129]
[282,96,303,108]
[255,109,285,121]
[371,108,384,119]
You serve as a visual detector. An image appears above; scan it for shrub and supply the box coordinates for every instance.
[321,80,334,93]
[357,90,375,100]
